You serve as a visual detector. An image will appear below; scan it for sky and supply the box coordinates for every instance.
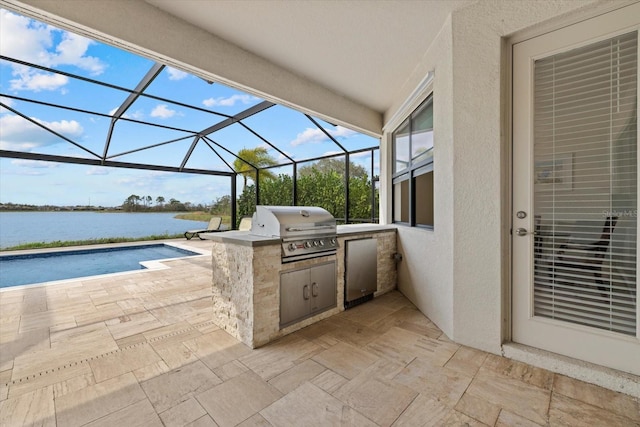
[0,8,379,208]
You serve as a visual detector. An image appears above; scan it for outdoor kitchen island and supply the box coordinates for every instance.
[202,218,396,348]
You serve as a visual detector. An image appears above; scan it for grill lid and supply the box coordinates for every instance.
[250,205,336,238]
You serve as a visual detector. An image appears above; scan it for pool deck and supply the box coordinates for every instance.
[1,238,638,426]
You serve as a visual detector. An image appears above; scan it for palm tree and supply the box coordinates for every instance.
[233,147,278,190]
[156,196,165,210]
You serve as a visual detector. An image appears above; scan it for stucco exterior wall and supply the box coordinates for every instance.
[383,0,610,354]
[390,16,456,338]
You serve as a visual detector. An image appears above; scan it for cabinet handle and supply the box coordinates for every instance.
[303,284,310,300]
[312,282,319,297]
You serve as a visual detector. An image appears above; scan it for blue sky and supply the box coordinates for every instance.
[0,9,379,208]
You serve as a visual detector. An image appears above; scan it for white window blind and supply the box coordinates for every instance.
[533,31,638,336]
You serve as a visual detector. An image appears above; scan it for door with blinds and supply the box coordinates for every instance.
[512,4,639,375]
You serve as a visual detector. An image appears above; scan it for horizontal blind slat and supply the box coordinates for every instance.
[531,31,637,337]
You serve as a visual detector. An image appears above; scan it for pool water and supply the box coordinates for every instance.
[0,244,200,288]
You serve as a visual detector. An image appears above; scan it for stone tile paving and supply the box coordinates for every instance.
[1,239,638,426]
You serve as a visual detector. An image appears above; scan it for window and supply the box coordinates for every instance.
[392,95,434,227]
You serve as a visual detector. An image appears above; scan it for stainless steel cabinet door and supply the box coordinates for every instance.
[280,268,310,327]
[310,261,336,313]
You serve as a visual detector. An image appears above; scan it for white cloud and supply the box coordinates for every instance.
[202,94,257,107]
[108,107,144,120]
[350,151,371,158]
[0,10,52,64]
[0,96,15,113]
[5,159,58,176]
[0,9,106,93]
[148,170,176,179]
[167,67,188,81]
[9,66,69,92]
[150,104,178,119]
[86,167,109,175]
[116,170,185,191]
[53,32,105,75]
[291,125,356,146]
[0,114,83,150]
[322,150,343,157]
[129,110,144,120]
[10,159,59,168]
[9,169,48,176]
[41,118,83,136]
[0,96,14,107]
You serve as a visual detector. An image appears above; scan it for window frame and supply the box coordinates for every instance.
[392,94,434,229]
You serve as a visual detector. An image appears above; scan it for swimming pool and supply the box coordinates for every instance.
[0,244,202,288]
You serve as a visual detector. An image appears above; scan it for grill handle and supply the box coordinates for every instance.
[286,225,335,232]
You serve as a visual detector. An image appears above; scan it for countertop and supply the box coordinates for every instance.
[199,230,278,247]
[336,223,396,237]
[200,224,396,247]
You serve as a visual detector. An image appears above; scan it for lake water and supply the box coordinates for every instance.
[0,211,207,249]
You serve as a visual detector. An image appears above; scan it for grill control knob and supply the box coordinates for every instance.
[318,240,325,247]
[329,238,337,246]
[313,240,319,247]
[304,241,312,248]
[288,243,296,252]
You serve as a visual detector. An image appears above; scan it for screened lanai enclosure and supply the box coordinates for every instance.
[0,9,379,226]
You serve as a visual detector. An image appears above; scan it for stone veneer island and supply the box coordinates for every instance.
[202,224,397,348]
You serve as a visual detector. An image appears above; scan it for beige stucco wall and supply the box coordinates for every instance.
[391,15,456,338]
[382,0,619,354]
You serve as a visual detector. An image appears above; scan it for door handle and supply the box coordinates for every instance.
[311,282,319,297]
[303,284,310,300]
[515,228,537,236]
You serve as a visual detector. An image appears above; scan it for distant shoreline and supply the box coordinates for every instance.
[0,234,185,252]
[0,206,181,213]
[0,206,116,212]
[0,204,215,214]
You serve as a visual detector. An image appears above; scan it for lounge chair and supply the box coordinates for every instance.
[238,216,252,231]
[184,216,223,240]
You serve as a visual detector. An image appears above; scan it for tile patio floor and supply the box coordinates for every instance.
[1,239,638,426]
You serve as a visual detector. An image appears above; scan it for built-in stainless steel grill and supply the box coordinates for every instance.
[250,205,338,262]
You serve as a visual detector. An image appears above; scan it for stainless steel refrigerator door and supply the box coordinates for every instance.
[345,238,377,302]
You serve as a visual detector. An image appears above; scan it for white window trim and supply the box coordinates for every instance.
[383,71,434,133]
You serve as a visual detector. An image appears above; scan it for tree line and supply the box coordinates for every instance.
[120,195,207,212]
[122,147,378,223]
[233,149,378,225]
[3,147,377,219]
[0,203,108,212]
